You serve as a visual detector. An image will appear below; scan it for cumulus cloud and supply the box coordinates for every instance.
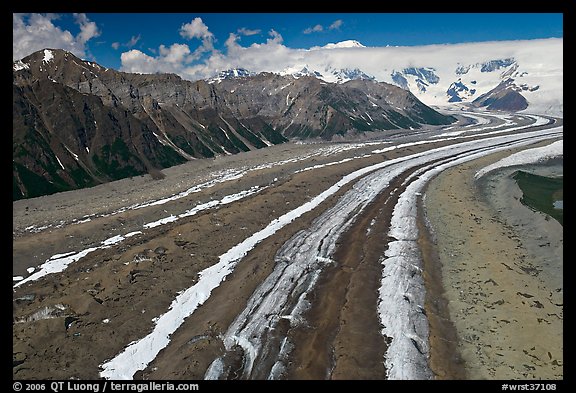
[111,42,120,50]
[13,13,100,60]
[303,24,323,34]
[159,43,191,64]
[74,13,101,44]
[120,43,195,75]
[121,29,293,80]
[329,19,343,30]
[238,27,261,36]
[180,17,214,47]
[178,17,217,60]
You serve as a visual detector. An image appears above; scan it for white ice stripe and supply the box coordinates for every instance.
[100,125,562,380]
[432,112,519,138]
[376,115,553,154]
[209,126,563,380]
[132,171,246,211]
[256,126,565,379]
[99,146,415,380]
[27,140,388,231]
[101,235,125,246]
[143,187,261,229]
[462,113,491,127]
[14,188,263,289]
[14,247,99,288]
[209,161,413,379]
[101,231,142,246]
[379,130,562,379]
[143,215,178,229]
[294,157,357,173]
[475,138,563,179]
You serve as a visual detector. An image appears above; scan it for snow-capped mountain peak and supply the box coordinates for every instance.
[279,65,323,79]
[280,64,375,84]
[208,68,255,83]
[322,40,366,49]
[325,67,375,84]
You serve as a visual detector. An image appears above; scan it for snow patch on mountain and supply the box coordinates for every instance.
[391,67,440,93]
[13,60,29,71]
[42,49,54,64]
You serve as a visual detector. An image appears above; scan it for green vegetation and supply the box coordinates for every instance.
[385,110,420,129]
[513,170,563,226]
[69,166,98,188]
[258,122,288,144]
[351,118,374,132]
[235,123,267,149]
[13,162,64,200]
[92,138,144,181]
[198,133,223,156]
[168,135,196,156]
[208,125,240,154]
[223,126,250,152]
[156,144,188,167]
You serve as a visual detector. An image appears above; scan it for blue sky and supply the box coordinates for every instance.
[13,13,562,78]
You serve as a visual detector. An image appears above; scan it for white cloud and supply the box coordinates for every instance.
[225,33,240,51]
[178,17,216,60]
[120,43,196,75]
[180,17,212,39]
[303,24,323,34]
[120,50,159,74]
[13,13,100,60]
[238,27,261,36]
[159,43,191,64]
[74,13,101,44]
[329,19,343,30]
[112,42,120,50]
[267,29,283,45]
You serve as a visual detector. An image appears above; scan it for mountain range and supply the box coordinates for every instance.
[203,38,562,116]
[13,48,455,200]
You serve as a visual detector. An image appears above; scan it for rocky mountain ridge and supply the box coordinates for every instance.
[13,48,455,200]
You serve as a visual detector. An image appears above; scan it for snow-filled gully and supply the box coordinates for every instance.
[99,122,561,379]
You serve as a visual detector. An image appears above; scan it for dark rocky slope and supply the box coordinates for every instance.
[13,49,455,200]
